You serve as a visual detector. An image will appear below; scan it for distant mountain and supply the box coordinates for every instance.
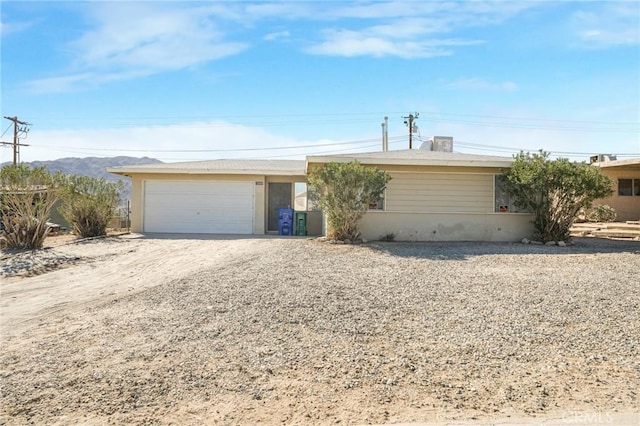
[1,156,163,201]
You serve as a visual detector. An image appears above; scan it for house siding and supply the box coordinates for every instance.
[360,168,534,241]
[386,172,493,213]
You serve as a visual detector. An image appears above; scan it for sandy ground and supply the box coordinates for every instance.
[1,233,273,338]
[1,234,639,425]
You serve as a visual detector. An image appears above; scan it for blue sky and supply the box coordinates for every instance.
[1,0,639,163]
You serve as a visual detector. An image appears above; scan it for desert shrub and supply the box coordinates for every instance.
[587,204,617,223]
[379,232,395,242]
[501,151,613,242]
[0,165,60,250]
[308,161,391,241]
[59,175,123,238]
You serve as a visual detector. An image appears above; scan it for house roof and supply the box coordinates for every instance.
[107,159,307,176]
[591,157,640,170]
[107,150,516,178]
[306,149,514,170]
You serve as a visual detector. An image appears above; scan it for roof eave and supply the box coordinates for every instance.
[306,156,512,168]
[106,167,306,176]
[592,158,640,169]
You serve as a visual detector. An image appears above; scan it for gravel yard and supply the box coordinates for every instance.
[1,236,639,424]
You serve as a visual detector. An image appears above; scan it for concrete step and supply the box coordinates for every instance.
[570,222,640,239]
[591,229,640,238]
[572,223,640,231]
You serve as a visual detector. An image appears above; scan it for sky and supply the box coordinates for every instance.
[1,0,639,164]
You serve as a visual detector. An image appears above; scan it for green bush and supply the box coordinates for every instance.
[587,204,617,223]
[308,161,391,241]
[1,165,60,250]
[501,151,613,242]
[59,175,123,238]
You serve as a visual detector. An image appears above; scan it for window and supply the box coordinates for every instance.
[294,182,308,211]
[618,178,640,196]
[369,191,385,210]
[618,179,632,196]
[494,175,524,213]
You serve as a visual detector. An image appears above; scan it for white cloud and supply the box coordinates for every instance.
[23,69,159,94]
[444,78,518,92]
[0,19,35,37]
[571,2,640,47]
[23,2,249,93]
[74,3,248,70]
[19,1,544,90]
[307,21,484,59]
[304,2,536,58]
[264,31,290,41]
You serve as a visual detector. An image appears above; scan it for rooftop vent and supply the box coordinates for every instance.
[420,136,453,152]
[589,154,617,164]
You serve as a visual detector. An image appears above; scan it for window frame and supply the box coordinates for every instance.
[618,178,639,197]
[368,188,386,211]
[494,174,526,213]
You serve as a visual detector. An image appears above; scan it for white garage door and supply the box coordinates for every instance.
[144,181,254,234]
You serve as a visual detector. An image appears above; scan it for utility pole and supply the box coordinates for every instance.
[2,116,31,165]
[403,112,419,149]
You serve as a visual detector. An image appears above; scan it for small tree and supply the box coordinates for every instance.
[501,151,613,242]
[0,164,60,249]
[308,161,391,241]
[59,175,123,238]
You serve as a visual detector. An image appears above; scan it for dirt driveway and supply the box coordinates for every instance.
[1,235,639,425]
[1,234,273,338]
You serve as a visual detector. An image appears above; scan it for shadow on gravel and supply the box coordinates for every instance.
[137,233,309,241]
[366,237,640,260]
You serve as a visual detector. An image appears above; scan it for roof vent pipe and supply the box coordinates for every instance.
[381,116,388,151]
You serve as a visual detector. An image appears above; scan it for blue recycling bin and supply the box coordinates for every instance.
[278,207,294,236]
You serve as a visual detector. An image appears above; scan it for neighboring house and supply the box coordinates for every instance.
[107,159,317,235]
[0,186,70,231]
[107,139,535,241]
[591,156,640,222]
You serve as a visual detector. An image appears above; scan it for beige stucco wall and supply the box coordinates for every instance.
[359,212,534,242]
[594,168,640,221]
[128,173,304,234]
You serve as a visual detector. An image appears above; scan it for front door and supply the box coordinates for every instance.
[267,182,292,232]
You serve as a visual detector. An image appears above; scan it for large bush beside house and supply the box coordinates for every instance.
[501,151,613,242]
[308,160,391,241]
[0,164,60,249]
[59,175,123,238]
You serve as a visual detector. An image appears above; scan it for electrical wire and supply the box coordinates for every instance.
[0,124,13,139]
[25,135,406,154]
[29,110,639,133]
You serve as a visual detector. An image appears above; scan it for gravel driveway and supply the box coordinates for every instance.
[1,236,639,424]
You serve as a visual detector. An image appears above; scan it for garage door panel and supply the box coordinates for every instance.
[144,181,254,234]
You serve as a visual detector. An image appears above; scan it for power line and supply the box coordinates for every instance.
[26,135,405,154]
[27,110,639,132]
[0,124,13,138]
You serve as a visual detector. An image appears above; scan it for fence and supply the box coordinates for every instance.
[108,201,131,233]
